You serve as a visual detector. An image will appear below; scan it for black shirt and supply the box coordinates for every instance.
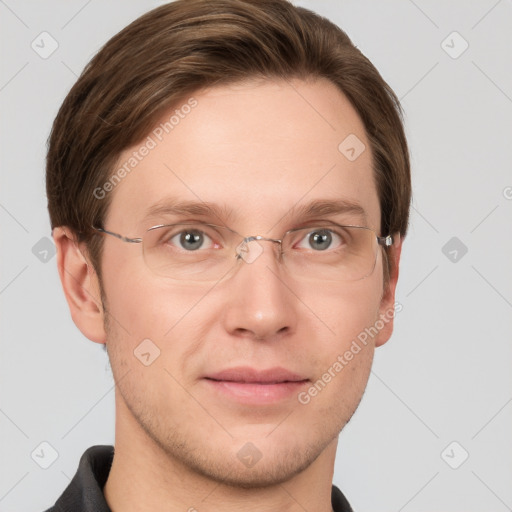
[44,445,353,512]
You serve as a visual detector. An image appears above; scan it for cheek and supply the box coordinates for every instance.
[300,275,382,399]
[312,274,383,347]
[100,255,219,393]
[100,243,199,338]
[302,285,380,424]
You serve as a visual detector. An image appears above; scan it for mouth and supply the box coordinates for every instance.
[203,366,309,404]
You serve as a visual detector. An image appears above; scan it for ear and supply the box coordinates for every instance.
[52,227,107,344]
[374,234,403,348]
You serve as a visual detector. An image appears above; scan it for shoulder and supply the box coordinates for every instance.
[42,445,114,512]
[332,483,354,512]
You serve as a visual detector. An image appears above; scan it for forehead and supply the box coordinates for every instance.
[105,77,381,233]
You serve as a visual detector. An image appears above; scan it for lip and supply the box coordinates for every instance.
[203,366,309,405]
[204,366,307,384]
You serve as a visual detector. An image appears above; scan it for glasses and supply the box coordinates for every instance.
[92,222,396,283]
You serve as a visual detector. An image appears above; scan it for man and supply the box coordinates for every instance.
[45,0,411,510]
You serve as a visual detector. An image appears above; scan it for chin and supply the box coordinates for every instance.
[186,444,320,489]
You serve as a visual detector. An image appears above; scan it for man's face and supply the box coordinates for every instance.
[96,78,397,486]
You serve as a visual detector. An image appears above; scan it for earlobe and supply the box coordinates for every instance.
[52,227,107,344]
[374,234,403,348]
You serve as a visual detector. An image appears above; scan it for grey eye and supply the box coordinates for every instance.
[168,229,214,251]
[296,228,343,251]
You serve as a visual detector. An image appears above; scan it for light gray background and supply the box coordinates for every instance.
[1,1,511,511]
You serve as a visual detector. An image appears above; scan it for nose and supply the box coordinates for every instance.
[221,237,299,342]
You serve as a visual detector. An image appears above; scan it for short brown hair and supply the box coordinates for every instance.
[46,0,411,282]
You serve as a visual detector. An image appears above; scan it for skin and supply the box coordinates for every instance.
[54,77,402,512]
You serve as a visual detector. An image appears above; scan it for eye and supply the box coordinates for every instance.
[164,226,218,251]
[295,228,345,252]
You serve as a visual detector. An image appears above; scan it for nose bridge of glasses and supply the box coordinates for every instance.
[235,235,283,264]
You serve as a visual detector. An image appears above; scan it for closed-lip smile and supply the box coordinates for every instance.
[203,366,309,404]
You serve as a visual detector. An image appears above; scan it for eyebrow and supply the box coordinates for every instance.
[142,197,367,226]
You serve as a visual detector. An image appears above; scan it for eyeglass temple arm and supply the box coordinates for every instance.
[92,226,142,244]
